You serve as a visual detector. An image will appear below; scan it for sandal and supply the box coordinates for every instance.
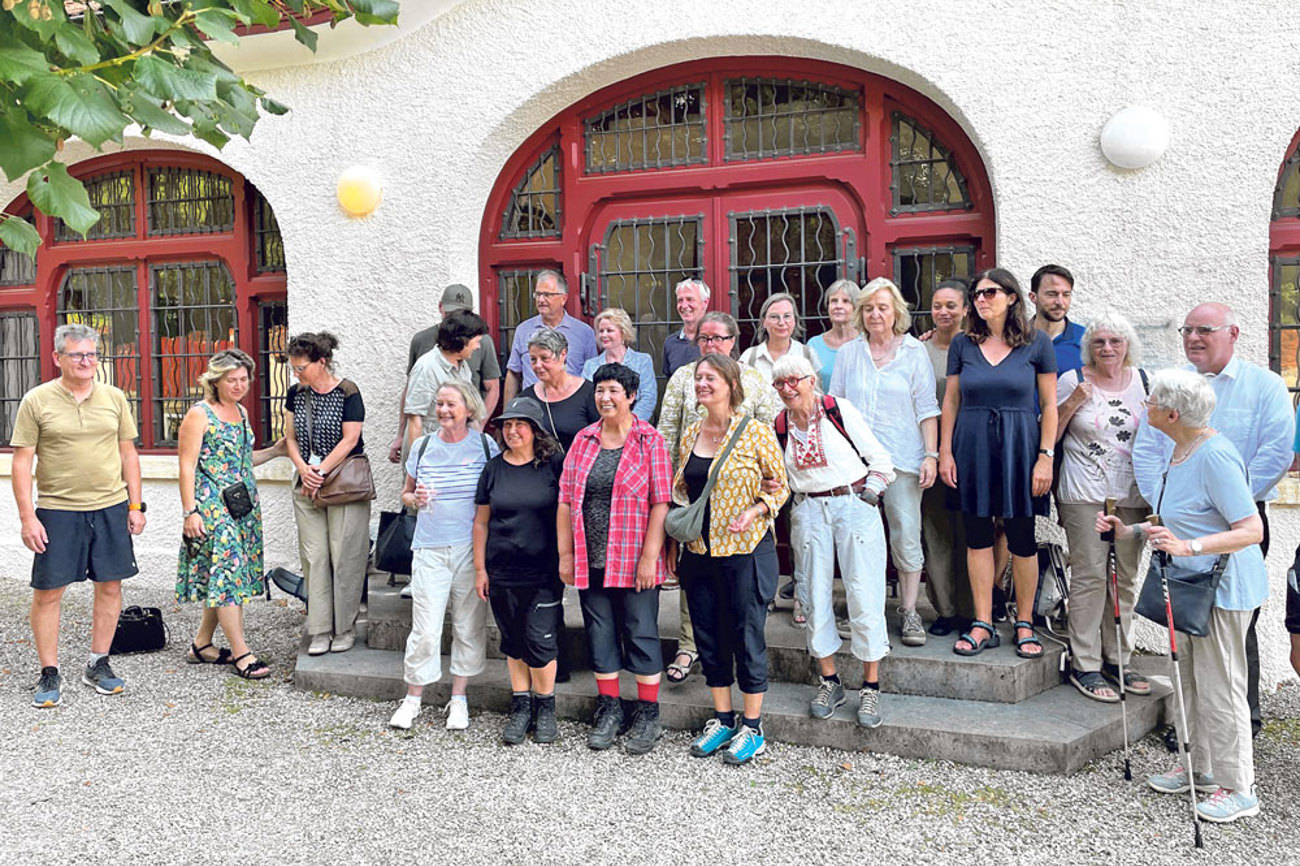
[665,650,698,683]
[186,642,232,665]
[953,620,1000,656]
[232,652,271,680]
[1103,664,1152,696]
[1013,620,1044,659]
[792,601,807,629]
[1070,669,1119,703]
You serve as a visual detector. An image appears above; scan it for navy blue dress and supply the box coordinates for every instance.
[947,330,1056,518]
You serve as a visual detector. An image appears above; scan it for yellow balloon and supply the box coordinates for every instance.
[336,166,382,217]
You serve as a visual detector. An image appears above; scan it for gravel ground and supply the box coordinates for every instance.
[0,575,1297,865]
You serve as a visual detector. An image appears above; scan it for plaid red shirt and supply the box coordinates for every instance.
[559,418,673,590]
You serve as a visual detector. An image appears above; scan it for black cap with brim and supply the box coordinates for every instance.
[496,396,548,429]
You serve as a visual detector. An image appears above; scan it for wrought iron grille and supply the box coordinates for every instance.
[891,112,972,214]
[496,268,555,372]
[724,77,861,161]
[589,216,704,396]
[150,261,238,445]
[54,171,135,241]
[252,188,286,272]
[147,168,235,236]
[893,245,976,334]
[0,243,36,286]
[729,207,843,349]
[0,312,40,446]
[258,299,289,443]
[585,83,706,173]
[501,146,562,239]
[57,266,142,431]
[1270,256,1300,400]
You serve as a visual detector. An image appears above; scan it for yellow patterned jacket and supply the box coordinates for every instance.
[671,413,789,557]
[657,361,781,470]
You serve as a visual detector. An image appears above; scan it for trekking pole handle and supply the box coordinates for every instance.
[1101,497,1118,542]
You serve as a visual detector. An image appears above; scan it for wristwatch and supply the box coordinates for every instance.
[1189,539,1204,555]
[1038,448,1054,458]
[925,451,939,459]
[129,502,147,513]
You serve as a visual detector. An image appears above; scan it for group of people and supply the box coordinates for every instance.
[12,265,1300,812]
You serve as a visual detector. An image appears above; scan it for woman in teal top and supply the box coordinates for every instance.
[807,278,861,392]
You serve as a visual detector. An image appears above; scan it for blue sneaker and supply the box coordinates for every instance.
[82,657,125,695]
[1196,787,1261,823]
[722,725,767,765]
[33,666,61,708]
[690,718,739,757]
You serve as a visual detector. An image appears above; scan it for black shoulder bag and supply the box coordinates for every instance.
[198,406,255,520]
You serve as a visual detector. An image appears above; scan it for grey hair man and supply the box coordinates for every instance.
[662,278,710,378]
[503,270,598,406]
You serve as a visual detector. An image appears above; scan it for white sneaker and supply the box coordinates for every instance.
[400,584,413,599]
[390,698,421,730]
[307,634,331,656]
[329,630,355,653]
[445,697,469,730]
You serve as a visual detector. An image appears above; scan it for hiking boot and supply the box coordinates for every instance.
[690,718,738,757]
[389,697,421,730]
[33,666,61,708]
[531,697,558,744]
[1196,787,1261,823]
[722,725,766,765]
[82,657,124,695]
[857,688,882,729]
[899,607,926,647]
[587,694,624,751]
[809,677,846,720]
[1148,764,1216,795]
[502,694,532,745]
[622,703,662,755]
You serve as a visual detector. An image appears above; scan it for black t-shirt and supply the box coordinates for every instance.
[521,380,599,452]
[286,380,365,459]
[684,451,712,554]
[475,452,565,586]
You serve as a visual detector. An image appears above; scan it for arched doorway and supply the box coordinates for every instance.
[478,57,994,391]
[1270,127,1300,404]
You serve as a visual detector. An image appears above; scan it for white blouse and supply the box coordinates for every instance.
[782,397,897,494]
[829,335,940,475]
[1055,368,1148,508]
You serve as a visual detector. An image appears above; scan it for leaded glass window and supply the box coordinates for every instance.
[0,243,36,287]
[1270,257,1300,398]
[501,146,562,239]
[258,299,289,441]
[496,268,560,370]
[57,266,143,430]
[253,188,286,272]
[893,245,976,334]
[891,112,971,214]
[148,168,235,236]
[53,171,135,241]
[585,84,706,173]
[724,78,860,161]
[0,312,40,446]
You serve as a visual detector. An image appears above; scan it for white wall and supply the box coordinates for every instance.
[2,0,1297,684]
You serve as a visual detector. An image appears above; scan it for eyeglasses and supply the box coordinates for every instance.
[290,361,315,374]
[1141,398,1166,410]
[696,334,734,346]
[764,312,795,323]
[60,351,99,363]
[533,291,565,300]
[971,287,1006,300]
[772,376,811,392]
[1177,325,1227,338]
[1090,337,1126,347]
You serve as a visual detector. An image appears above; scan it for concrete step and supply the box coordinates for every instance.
[364,579,1064,704]
[293,641,1173,775]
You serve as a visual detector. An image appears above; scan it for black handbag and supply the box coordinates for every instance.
[110,606,168,654]
[268,566,308,603]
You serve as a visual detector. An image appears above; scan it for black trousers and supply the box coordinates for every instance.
[1246,501,1269,734]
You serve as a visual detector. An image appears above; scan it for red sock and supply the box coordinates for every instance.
[596,676,620,698]
[637,680,659,703]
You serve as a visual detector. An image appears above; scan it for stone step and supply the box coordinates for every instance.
[364,579,1064,704]
[293,641,1173,775]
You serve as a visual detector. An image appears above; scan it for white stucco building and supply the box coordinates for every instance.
[1,0,1297,686]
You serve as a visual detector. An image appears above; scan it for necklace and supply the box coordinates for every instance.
[1170,429,1211,465]
[701,420,728,446]
[870,336,897,364]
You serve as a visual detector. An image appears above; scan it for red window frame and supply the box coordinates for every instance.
[1269,127,1300,398]
[478,57,995,340]
[0,151,286,452]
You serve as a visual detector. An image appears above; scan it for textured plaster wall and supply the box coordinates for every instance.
[2,0,1298,683]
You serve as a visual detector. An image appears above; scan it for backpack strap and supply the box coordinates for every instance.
[821,395,865,465]
[480,432,491,461]
[1139,367,1150,395]
[774,409,789,450]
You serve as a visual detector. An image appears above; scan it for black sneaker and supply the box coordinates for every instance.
[991,586,1009,623]
[623,702,662,755]
[928,615,958,636]
[532,696,558,744]
[587,694,623,750]
[502,694,532,745]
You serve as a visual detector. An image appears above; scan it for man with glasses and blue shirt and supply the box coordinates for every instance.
[502,270,598,407]
[1133,302,1294,739]
[11,323,147,708]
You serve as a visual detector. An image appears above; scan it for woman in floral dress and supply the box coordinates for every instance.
[177,350,285,679]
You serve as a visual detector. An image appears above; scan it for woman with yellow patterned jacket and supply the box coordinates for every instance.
[667,353,788,766]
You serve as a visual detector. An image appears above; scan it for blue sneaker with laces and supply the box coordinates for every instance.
[82,657,125,695]
[33,666,61,708]
[689,718,738,757]
[722,724,767,765]
[1196,787,1261,823]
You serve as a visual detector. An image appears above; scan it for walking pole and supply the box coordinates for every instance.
[1102,498,1132,781]
[1149,514,1204,849]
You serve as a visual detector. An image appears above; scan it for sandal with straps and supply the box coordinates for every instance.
[186,642,233,665]
[1013,620,1044,659]
[953,620,1000,656]
[665,650,698,683]
[232,652,271,680]
[1070,669,1119,703]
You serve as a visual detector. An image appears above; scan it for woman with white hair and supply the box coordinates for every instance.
[807,279,862,392]
[771,353,896,727]
[739,292,821,383]
[581,307,658,421]
[830,277,940,647]
[1097,368,1265,824]
[1056,309,1151,702]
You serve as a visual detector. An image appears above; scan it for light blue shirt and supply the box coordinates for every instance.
[405,432,499,549]
[581,348,658,421]
[829,335,940,475]
[806,334,839,393]
[506,312,599,389]
[1132,356,1295,503]
[1148,435,1267,611]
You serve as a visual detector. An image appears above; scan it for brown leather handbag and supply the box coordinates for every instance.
[315,453,376,506]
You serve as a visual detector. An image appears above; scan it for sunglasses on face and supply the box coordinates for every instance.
[971,287,1007,300]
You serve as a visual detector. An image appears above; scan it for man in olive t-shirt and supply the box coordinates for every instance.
[11,324,146,708]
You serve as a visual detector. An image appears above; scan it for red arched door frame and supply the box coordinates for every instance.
[1269,127,1300,401]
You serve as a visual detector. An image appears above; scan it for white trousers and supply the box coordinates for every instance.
[881,470,924,573]
[404,543,488,687]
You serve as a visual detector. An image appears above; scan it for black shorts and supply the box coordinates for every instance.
[577,570,663,676]
[1286,544,1300,635]
[31,501,138,591]
[489,582,564,668]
